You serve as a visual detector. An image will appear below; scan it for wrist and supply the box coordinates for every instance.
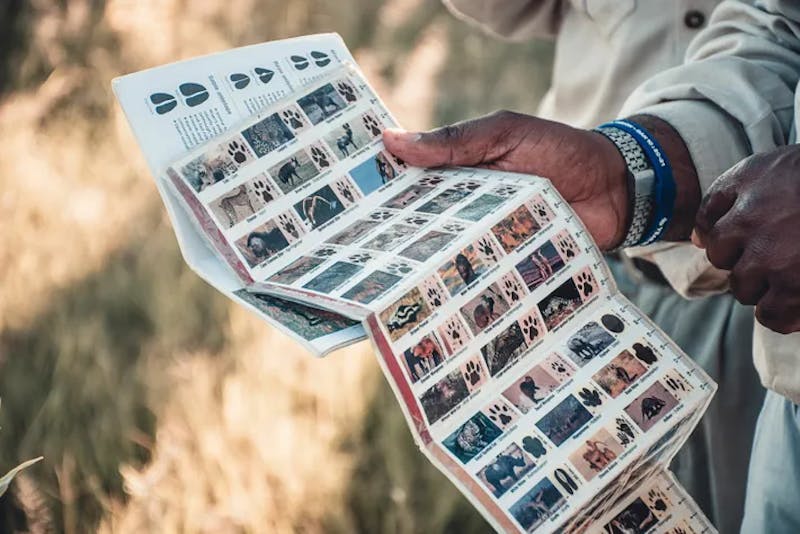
[589,130,630,249]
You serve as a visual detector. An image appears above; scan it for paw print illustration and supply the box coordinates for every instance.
[575,271,595,298]
[389,152,407,170]
[347,252,372,265]
[403,215,429,226]
[336,80,357,102]
[252,178,275,203]
[281,108,305,130]
[502,276,523,303]
[464,360,482,386]
[520,314,540,342]
[278,213,299,238]
[310,145,331,168]
[335,181,356,203]
[550,359,568,376]
[362,113,382,136]
[227,140,250,164]
[647,489,668,512]
[420,175,445,187]
[229,72,251,90]
[556,235,577,260]
[494,185,518,198]
[441,221,466,233]
[387,262,414,276]
[289,54,309,71]
[673,528,688,534]
[313,246,339,258]
[522,436,546,458]
[616,429,632,447]
[579,387,602,407]
[254,67,274,84]
[369,209,395,222]
[444,317,467,350]
[615,417,635,439]
[477,237,500,263]
[426,286,443,308]
[487,403,514,428]
[530,198,552,221]
[310,50,331,67]
[665,374,688,393]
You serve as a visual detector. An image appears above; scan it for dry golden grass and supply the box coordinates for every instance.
[0,1,551,532]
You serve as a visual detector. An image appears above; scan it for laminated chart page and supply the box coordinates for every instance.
[157,60,719,533]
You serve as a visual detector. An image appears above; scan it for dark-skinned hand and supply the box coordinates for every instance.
[693,145,800,334]
[383,110,700,250]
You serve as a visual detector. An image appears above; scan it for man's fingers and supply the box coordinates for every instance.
[695,187,736,240]
[729,253,768,306]
[383,110,527,168]
[755,287,800,334]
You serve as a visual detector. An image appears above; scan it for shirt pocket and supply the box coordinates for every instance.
[570,0,637,38]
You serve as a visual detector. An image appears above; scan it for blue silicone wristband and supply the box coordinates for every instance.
[599,119,676,245]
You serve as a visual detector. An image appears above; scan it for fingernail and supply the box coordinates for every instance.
[384,128,421,142]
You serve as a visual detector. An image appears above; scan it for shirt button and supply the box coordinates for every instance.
[684,9,706,29]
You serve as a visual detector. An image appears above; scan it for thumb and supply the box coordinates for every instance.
[383,111,525,168]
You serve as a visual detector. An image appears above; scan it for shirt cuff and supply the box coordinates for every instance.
[625,242,729,298]
[623,100,751,194]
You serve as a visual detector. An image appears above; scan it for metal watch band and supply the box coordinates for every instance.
[595,126,655,249]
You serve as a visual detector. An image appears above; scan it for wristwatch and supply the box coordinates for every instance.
[595,125,656,249]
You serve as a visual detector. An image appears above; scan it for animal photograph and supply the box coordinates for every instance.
[208,181,269,228]
[349,151,400,195]
[593,350,648,398]
[537,278,583,331]
[361,224,418,252]
[415,187,472,215]
[234,220,291,268]
[382,183,436,209]
[491,204,542,254]
[379,287,432,342]
[399,231,456,262]
[564,321,616,367]
[453,193,506,222]
[438,245,489,296]
[601,497,659,534]
[293,185,346,229]
[568,428,624,482]
[477,443,536,498]
[441,411,503,464]
[460,283,510,336]
[297,82,347,124]
[419,369,471,425]
[180,148,238,193]
[515,240,566,292]
[400,335,447,383]
[340,270,402,305]
[480,321,528,377]
[502,364,561,413]
[268,149,320,194]
[624,381,679,433]
[240,112,295,157]
[323,120,373,158]
[300,261,362,295]
[267,256,327,285]
[535,394,594,446]
[326,219,382,246]
[509,476,565,532]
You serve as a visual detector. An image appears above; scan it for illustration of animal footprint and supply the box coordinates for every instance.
[278,214,299,238]
[229,72,251,90]
[252,178,275,203]
[579,387,602,407]
[647,489,668,512]
[179,82,209,107]
[487,403,514,428]
[289,54,310,70]
[335,181,356,204]
[494,185,518,198]
[520,314,540,343]
[441,221,466,233]
[254,67,274,84]
[336,81,357,102]
[464,361,482,386]
[362,113,382,136]
[575,271,595,298]
[281,108,305,130]
[477,237,500,263]
[347,252,372,264]
[310,145,330,168]
[369,209,395,222]
[403,215,429,226]
[426,286,443,308]
[557,235,577,259]
[616,417,635,439]
[150,92,177,115]
[522,436,546,458]
[313,246,338,258]
[389,152,407,170]
[420,175,444,187]
[445,318,467,350]
[502,276,523,303]
[227,140,250,164]
[665,373,689,393]
[530,198,551,220]
[310,50,331,67]
[387,262,413,275]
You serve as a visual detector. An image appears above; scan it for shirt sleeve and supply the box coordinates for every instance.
[753,322,800,404]
[442,0,564,41]
[619,0,800,298]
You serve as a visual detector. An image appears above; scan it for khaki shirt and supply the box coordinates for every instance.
[445,0,800,402]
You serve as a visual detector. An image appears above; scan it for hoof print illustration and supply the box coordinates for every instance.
[229,72,251,90]
[290,54,309,70]
[179,82,209,107]
[310,50,331,67]
[254,67,275,84]
[150,92,177,115]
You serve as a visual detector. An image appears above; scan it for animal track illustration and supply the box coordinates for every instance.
[403,215,429,226]
[522,436,546,458]
[386,262,413,275]
[310,50,331,67]
[454,180,480,192]
[335,81,357,102]
[312,246,339,258]
[575,271,595,298]
[493,185,518,198]
[178,82,209,107]
[502,276,523,303]
[389,153,407,170]
[229,72,251,90]
[252,178,275,203]
[281,108,305,130]
[255,67,274,84]
[477,237,500,263]
[347,252,372,264]
[419,175,445,187]
[289,54,309,70]
[487,403,514,427]
[647,489,668,512]
[227,140,250,164]
[520,314,540,342]
[464,360,482,386]
[530,198,551,220]
[550,359,568,376]
[426,286,443,308]
[441,221,466,233]
[665,374,688,393]
[150,92,177,115]
[309,145,330,168]
[369,209,395,222]
[335,181,356,203]
[278,214,299,238]
[444,317,467,350]
[557,235,577,260]
[616,417,635,439]
[362,113,382,136]
[579,388,602,407]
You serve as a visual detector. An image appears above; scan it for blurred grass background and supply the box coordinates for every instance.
[0,1,552,532]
